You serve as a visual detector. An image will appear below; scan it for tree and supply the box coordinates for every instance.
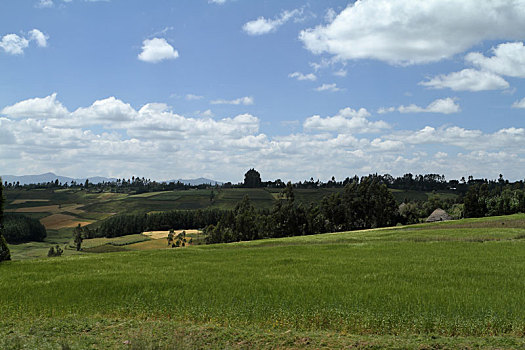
[0,178,11,262]
[175,230,188,247]
[167,229,175,246]
[73,224,83,251]
[243,168,262,188]
[47,245,63,257]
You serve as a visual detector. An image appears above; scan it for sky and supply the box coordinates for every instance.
[1,0,525,183]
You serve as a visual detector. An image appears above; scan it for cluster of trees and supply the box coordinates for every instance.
[98,209,224,237]
[464,184,525,218]
[2,213,47,244]
[167,230,191,248]
[0,179,10,262]
[205,177,399,244]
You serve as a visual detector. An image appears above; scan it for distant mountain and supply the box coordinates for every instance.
[0,172,117,185]
[0,173,223,186]
[167,177,223,186]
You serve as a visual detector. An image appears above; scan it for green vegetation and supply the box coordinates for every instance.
[1,214,525,348]
[0,178,10,262]
[2,213,47,243]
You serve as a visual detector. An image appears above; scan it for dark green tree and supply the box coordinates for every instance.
[0,178,11,262]
[464,184,489,218]
[73,223,83,251]
[243,168,262,188]
[167,229,175,246]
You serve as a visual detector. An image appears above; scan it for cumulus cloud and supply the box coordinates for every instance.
[466,42,525,78]
[289,72,317,81]
[1,93,68,119]
[210,96,254,105]
[29,29,48,47]
[243,8,302,35]
[0,29,48,55]
[512,97,525,109]
[420,69,509,91]
[2,94,525,181]
[315,83,340,92]
[304,107,389,134]
[299,0,525,65]
[0,34,29,55]
[138,38,179,63]
[380,98,460,115]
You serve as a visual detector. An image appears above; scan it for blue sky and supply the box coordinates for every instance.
[1,0,525,182]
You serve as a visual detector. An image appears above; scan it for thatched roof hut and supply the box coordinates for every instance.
[426,208,452,223]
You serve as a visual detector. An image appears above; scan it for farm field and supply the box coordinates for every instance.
[4,187,457,260]
[1,214,525,349]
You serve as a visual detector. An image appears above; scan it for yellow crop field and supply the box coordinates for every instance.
[142,229,201,239]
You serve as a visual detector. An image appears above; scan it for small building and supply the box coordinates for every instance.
[426,208,452,223]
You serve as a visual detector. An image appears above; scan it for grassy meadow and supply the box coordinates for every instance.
[1,214,525,348]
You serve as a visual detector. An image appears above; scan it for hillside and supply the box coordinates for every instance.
[1,214,525,349]
[3,186,458,260]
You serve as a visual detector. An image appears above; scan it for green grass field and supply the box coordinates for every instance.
[1,214,525,349]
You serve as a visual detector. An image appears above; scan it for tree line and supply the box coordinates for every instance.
[464,183,525,218]
[5,170,524,196]
[98,208,224,238]
[2,213,47,244]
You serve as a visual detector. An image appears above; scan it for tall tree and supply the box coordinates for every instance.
[73,223,83,251]
[0,177,11,261]
[243,168,262,188]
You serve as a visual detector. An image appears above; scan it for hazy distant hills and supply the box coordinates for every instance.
[1,172,222,186]
[0,172,117,185]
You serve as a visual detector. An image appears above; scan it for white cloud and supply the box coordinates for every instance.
[209,0,227,3]
[0,29,48,55]
[198,109,214,117]
[466,42,525,78]
[512,97,525,109]
[1,93,68,119]
[304,107,389,134]
[299,0,525,65]
[420,69,509,91]
[36,0,54,8]
[0,34,29,55]
[186,94,204,101]
[289,72,317,81]
[381,98,460,115]
[29,29,48,47]
[2,94,525,182]
[138,38,179,63]
[315,83,340,92]
[210,96,254,105]
[325,8,337,23]
[243,8,302,35]
[333,69,347,77]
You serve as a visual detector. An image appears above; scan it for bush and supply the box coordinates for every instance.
[47,245,63,257]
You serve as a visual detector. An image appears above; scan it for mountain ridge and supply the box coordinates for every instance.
[1,173,222,186]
